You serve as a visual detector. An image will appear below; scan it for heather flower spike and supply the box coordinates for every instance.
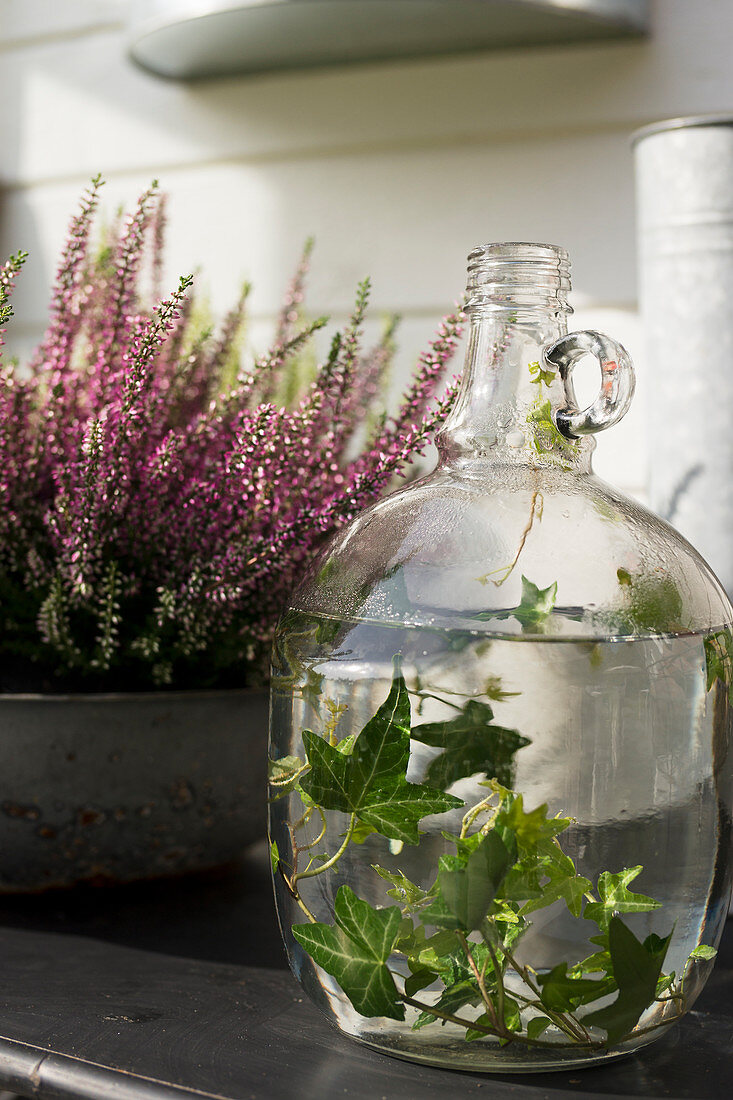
[0,251,29,343]
[0,180,463,691]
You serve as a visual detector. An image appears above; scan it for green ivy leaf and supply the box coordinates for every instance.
[529,360,556,387]
[412,930,462,974]
[437,829,515,930]
[490,898,522,924]
[655,972,675,996]
[441,829,486,859]
[499,860,546,903]
[519,863,594,919]
[412,700,530,789]
[527,1016,552,1041]
[350,821,378,844]
[332,884,399,956]
[418,893,469,931]
[395,915,418,950]
[315,615,343,646]
[512,576,558,630]
[357,778,461,845]
[348,664,411,797]
[300,663,411,812]
[495,794,569,853]
[704,631,733,696]
[466,996,522,1043]
[372,865,431,909]
[268,755,304,782]
[477,576,558,631]
[682,943,717,1002]
[302,668,324,708]
[404,966,439,998]
[415,931,493,991]
[550,872,595,919]
[300,729,352,811]
[292,886,405,1020]
[483,676,521,702]
[688,944,717,961]
[500,917,529,957]
[300,665,462,844]
[413,979,484,1030]
[570,947,611,976]
[335,734,357,756]
[584,867,661,936]
[534,834,576,877]
[267,754,305,794]
[611,570,685,634]
[538,962,616,1012]
[583,917,671,1044]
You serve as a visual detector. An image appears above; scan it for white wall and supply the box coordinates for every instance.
[1,0,733,496]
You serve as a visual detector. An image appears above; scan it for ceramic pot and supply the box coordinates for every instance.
[0,689,268,891]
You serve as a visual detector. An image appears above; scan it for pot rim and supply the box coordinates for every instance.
[632,113,733,146]
[0,687,268,704]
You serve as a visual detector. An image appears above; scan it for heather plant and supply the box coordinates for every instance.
[0,178,463,692]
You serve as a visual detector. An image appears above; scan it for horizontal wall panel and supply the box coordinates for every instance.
[1,1,732,187]
[0,0,124,47]
[0,128,637,330]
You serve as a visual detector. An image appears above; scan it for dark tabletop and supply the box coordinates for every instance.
[0,841,731,1100]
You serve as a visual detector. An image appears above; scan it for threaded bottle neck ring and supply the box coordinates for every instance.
[465,242,572,316]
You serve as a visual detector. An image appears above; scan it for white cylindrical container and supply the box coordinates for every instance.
[633,116,733,596]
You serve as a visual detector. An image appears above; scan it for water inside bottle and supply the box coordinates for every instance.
[269,611,731,1070]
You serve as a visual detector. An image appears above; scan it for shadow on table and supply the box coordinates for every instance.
[0,878,730,1099]
[264,990,733,1100]
[0,838,286,969]
[0,847,731,1100]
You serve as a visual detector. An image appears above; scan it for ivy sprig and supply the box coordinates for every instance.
[526,359,578,459]
[704,627,733,700]
[299,667,462,845]
[271,662,717,1053]
[293,885,405,1019]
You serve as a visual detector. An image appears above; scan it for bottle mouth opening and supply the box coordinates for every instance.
[465,242,572,314]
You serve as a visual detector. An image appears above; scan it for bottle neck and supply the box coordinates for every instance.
[437,244,593,473]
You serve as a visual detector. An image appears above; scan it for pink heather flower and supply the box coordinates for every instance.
[0,181,463,692]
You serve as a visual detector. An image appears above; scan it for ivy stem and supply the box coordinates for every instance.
[402,994,501,1039]
[268,761,310,792]
[400,994,595,1050]
[291,803,314,835]
[411,690,465,712]
[479,489,543,587]
[619,1014,682,1042]
[294,812,357,882]
[460,795,499,840]
[292,890,319,923]
[503,947,587,1044]
[479,924,508,1030]
[656,990,685,1008]
[277,865,319,923]
[510,990,591,1046]
[457,931,502,1033]
[287,821,301,879]
[298,805,328,852]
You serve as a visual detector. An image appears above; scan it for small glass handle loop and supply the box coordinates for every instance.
[544,329,635,439]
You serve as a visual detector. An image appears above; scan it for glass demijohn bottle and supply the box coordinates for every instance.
[268,243,733,1071]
